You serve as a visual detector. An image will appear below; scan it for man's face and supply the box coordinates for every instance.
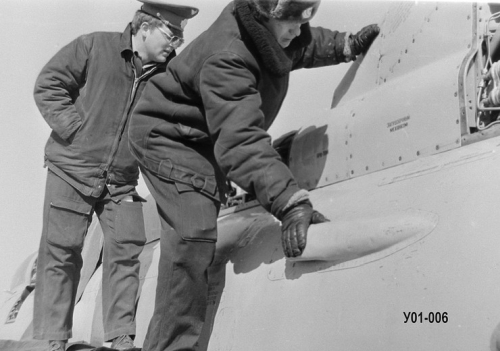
[263,18,302,48]
[143,24,178,63]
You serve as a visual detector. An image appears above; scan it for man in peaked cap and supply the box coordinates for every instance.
[140,0,199,35]
[129,0,379,350]
[32,1,197,350]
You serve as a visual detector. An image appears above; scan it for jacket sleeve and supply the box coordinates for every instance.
[292,26,351,70]
[199,52,301,219]
[34,34,90,141]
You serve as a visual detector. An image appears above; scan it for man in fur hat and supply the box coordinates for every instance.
[129,0,379,349]
[32,1,198,350]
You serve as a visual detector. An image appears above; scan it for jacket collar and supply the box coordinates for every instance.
[233,0,312,77]
[120,24,134,56]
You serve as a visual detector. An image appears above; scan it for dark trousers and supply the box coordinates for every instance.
[33,170,146,341]
[141,167,220,351]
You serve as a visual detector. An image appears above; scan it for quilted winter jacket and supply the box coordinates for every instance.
[34,25,171,197]
[129,1,350,218]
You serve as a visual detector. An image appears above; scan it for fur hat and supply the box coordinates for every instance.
[249,0,321,22]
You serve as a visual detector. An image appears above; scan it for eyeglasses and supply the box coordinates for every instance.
[157,26,184,49]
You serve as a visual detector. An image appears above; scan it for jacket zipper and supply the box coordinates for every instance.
[102,63,159,184]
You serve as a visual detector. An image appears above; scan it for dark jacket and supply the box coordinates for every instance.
[129,1,349,218]
[34,25,172,197]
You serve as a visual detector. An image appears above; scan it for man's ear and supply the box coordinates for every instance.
[140,22,151,38]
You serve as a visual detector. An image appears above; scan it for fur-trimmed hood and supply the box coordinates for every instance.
[234,0,312,76]
[249,0,320,22]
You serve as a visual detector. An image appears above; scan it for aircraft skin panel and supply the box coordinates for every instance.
[290,53,464,190]
[0,292,34,341]
[205,134,500,351]
[289,1,473,190]
[7,253,37,293]
[0,252,37,341]
[331,1,473,104]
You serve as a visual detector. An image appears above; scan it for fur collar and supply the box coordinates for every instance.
[233,0,312,77]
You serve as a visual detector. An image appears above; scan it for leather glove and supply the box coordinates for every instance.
[280,201,330,258]
[350,24,380,56]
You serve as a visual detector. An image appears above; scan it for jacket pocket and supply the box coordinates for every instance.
[173,182,219,243]
[158,159,220,202]
[47,197,93,249]
[172,123,210,142]
[150,118,210,144]
[114,200,147,245]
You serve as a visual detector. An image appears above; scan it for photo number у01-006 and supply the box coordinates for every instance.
[403,312,448,324]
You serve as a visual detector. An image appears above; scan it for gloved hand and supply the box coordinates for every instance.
[350,24,380,56]
[280,202,330,258]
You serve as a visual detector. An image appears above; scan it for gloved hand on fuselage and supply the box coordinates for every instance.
[350,24,380,55]
[280,200,329,258]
